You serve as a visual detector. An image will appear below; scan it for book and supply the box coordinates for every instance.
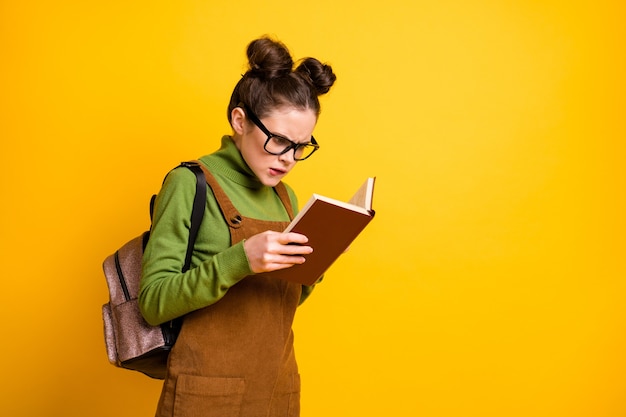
[264,177,376,286]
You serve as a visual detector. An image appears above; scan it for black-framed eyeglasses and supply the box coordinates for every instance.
[241,104,319,161]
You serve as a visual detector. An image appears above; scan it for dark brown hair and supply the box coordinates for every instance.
[227,36,337,124]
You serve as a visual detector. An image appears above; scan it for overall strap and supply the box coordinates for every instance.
[273,182,294,220]
[195,163,294,229]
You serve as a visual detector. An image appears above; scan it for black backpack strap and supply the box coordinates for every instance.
[179,161,207,272]
[148,161,207,272]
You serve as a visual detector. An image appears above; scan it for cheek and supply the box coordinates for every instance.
[242,140,269,166]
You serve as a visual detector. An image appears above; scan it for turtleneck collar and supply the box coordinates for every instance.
[200,136,265,189]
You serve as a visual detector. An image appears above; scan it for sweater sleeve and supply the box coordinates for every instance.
[138,167,252,326]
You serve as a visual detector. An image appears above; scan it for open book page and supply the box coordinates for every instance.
[347,177,376,210]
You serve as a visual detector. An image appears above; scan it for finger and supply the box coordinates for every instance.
[280,243,313,256]
[252,253,306,273]
[272,253,308,266]
[278,232,309,245]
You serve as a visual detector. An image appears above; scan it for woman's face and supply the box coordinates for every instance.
[232,106,317,187]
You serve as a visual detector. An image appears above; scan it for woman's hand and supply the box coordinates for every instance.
[243,231,313,273]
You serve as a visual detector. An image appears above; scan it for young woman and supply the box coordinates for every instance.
[139,36,337,417]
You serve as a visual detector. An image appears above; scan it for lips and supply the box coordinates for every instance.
[269,167,286,176]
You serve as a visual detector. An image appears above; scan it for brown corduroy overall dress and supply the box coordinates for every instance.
[154,167,302,417]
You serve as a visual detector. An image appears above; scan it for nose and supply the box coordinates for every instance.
[278,149,296,164]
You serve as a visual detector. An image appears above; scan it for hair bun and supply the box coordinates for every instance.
[227,37,337,122]
[246,37,293,79]
[296,58,337,95]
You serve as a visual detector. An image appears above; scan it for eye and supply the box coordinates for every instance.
[271,136,292,148]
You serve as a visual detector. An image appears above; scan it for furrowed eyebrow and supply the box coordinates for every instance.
[271,132,312,146]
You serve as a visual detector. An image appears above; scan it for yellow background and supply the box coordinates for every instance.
[1,1,625,416]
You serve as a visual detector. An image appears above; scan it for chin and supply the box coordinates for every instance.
[255,167,288,187]
[261,177,282,187]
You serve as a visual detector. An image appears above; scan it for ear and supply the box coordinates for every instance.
[230,107,247,135]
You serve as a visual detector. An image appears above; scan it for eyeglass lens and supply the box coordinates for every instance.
[265,136,317,160]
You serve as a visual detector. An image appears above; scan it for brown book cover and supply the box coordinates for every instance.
[263,178,376,285]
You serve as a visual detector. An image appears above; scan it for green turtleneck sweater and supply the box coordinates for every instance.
[139,136,314,326]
